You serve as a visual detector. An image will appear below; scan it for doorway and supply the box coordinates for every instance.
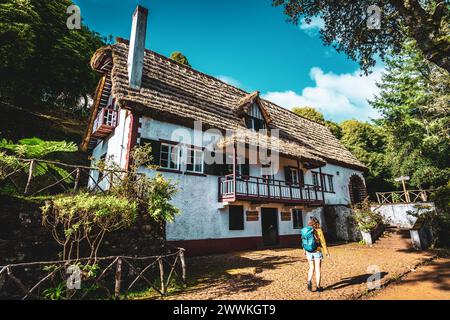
[261,208,279,246]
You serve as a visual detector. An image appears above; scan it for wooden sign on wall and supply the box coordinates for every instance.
[246,210,259,221]
[280,211,291,221]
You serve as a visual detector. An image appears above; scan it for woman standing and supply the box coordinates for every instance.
[301,217,330,292]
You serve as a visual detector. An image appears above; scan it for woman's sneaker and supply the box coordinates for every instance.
[316,286,324,293]
[307,282,312,292]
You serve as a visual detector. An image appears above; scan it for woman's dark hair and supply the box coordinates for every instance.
[308,217,320,228]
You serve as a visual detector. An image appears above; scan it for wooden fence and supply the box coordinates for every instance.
[0,247,186,300]
[1,158,140,196]
[375,190,432,204]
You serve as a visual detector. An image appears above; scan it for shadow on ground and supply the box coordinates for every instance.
[324,272,388,290]
[170,250,300,299]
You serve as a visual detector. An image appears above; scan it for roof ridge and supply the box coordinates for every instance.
[114,37,331,130]
[115,37,249,96]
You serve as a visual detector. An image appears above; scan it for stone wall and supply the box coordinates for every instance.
[324,205,361,242]
[0,195,164,265]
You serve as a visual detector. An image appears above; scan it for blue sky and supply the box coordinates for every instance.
[74,0,384,122]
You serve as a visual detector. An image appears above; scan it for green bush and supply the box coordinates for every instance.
[351,199,383,232]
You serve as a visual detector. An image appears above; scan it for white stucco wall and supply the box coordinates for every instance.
[88,109,131,189]
[94,115,366,242]
[372,202,435,229]
[317,163,365,205]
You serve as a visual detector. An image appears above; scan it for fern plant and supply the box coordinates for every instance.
[0,137,77,182]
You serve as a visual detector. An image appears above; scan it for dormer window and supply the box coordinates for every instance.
[245,103,266,132]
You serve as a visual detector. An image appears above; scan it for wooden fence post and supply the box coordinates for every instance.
[179,249,186,285]
[158,258,165,295]
[114,258,122,299]
[24,160,35,195]
[73,167,81,192]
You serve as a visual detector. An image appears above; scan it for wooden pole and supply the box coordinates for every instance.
[158,258,165,295]
[73,167,81,192]
[401,179,410,202]
[114,258,122,299]
[179,250,186,285]
[24,160,35,195]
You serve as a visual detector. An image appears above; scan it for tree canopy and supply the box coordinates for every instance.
[292,106,342,139]
[169,51,191,67]
[0,0,106,111]
[292,106,325,123]
[273,0,450,73]
[370,40,450,189]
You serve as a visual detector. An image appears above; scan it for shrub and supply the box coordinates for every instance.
[351,198,383,232]
[42,192,138,261]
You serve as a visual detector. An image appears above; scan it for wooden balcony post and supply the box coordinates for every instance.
[278,181,282,199]
[256,177,260,197]
[233,142,237,197]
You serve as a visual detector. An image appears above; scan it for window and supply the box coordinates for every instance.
[229,205,244,230]
[327,175,334,192]
[315,172,335,192]
[312,172,319,187]
[320,174,327,190]
[160,143,181,170]
[290,168,300,185]
[292,209,303,229]
[245,103,266,132]
[186,147,204,174]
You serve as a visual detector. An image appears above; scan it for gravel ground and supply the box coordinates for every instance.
[161,241,433,300]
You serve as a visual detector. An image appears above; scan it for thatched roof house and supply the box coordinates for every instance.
[84,38,365,171]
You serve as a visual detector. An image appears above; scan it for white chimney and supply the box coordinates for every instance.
[127,5,148,89]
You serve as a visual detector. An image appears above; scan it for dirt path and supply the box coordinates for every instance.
[367,258,450,300]
[151,241,433,300]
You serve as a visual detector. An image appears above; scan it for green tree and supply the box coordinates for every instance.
[292,106,325,123]
[292,106,342,138]
[340,120,392,194]
[0,0,105,111]
[273,0,450,73]
[370,41,450,189]
[169,51,191,67]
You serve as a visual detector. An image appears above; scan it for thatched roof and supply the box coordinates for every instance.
[90,38,366,170]
[217,128,325,168]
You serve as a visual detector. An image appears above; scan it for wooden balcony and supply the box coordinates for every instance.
[92,108,118,138]
[219,174,324,205]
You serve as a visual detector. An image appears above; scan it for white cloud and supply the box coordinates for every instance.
[261,67,384,122]
[299,17,324,36]
[216,75,242,87]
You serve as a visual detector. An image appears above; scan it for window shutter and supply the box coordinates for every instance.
[284,167,292,185]
[242,157,250,177]
[229,205,244,230]
[299,170,304,185]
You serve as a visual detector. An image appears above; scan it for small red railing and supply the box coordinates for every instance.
[92,108,118,138]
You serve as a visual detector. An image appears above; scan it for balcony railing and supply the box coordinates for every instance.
[219,174,324,205]
[92,108,118,138]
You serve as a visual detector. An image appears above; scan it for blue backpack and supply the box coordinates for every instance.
[301,226,317,252]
